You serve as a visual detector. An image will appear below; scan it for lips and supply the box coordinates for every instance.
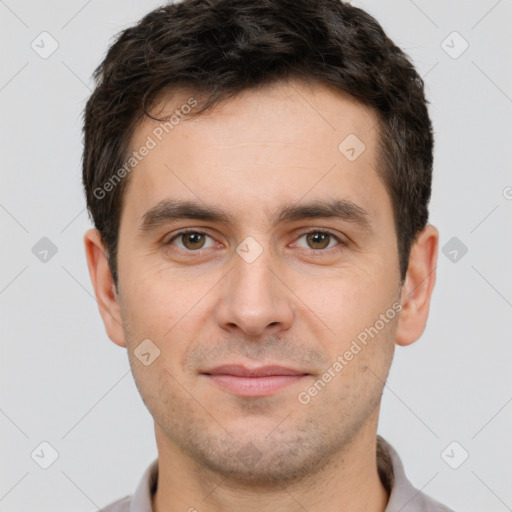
[204,364,307,377]
[201,364,309,397]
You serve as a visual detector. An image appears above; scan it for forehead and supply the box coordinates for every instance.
[121,79,387,228]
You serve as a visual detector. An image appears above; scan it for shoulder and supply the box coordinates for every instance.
[99,494,132,512]
[406,490,455,512]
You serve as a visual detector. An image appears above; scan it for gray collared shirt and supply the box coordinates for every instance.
[100,436,454,511]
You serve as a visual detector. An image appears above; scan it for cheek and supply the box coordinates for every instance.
[121,268,208,332]
[119,271,217,381]
[293,265,398,338]
[127,349,192,436]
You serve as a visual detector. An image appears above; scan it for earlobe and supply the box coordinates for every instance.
[395,224,439,347]
[83,228,127,348]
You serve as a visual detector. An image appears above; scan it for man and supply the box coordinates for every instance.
[82,0,453,510]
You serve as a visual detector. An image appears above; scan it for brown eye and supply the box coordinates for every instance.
[300,231,336,250]
[168,231,215,251]
[305,232,333,250]
[182,232,206,250]
[293,230,344,252]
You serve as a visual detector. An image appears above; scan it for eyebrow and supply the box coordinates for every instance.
[138,198,373,233]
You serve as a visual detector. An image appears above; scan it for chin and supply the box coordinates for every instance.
[180,424,344,485]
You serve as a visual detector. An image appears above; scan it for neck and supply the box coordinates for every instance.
[151,412,389,512]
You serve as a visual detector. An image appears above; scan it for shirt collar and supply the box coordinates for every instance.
[130,457,158,512]
[376,436,452,511]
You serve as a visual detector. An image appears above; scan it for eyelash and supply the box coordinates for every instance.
[165,228,346,253]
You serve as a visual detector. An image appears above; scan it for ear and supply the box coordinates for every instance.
[83,228,127,348]
[395,224,439,347]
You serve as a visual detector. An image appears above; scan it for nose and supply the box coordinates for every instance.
[214,249,294,337]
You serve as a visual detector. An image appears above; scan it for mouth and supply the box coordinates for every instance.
[201,364,310,397]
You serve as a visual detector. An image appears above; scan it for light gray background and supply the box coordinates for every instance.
[1,0,511,511]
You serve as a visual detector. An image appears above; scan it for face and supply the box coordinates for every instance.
[94,80,408,482]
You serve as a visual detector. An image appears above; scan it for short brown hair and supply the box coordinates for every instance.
[82,0,434,285]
